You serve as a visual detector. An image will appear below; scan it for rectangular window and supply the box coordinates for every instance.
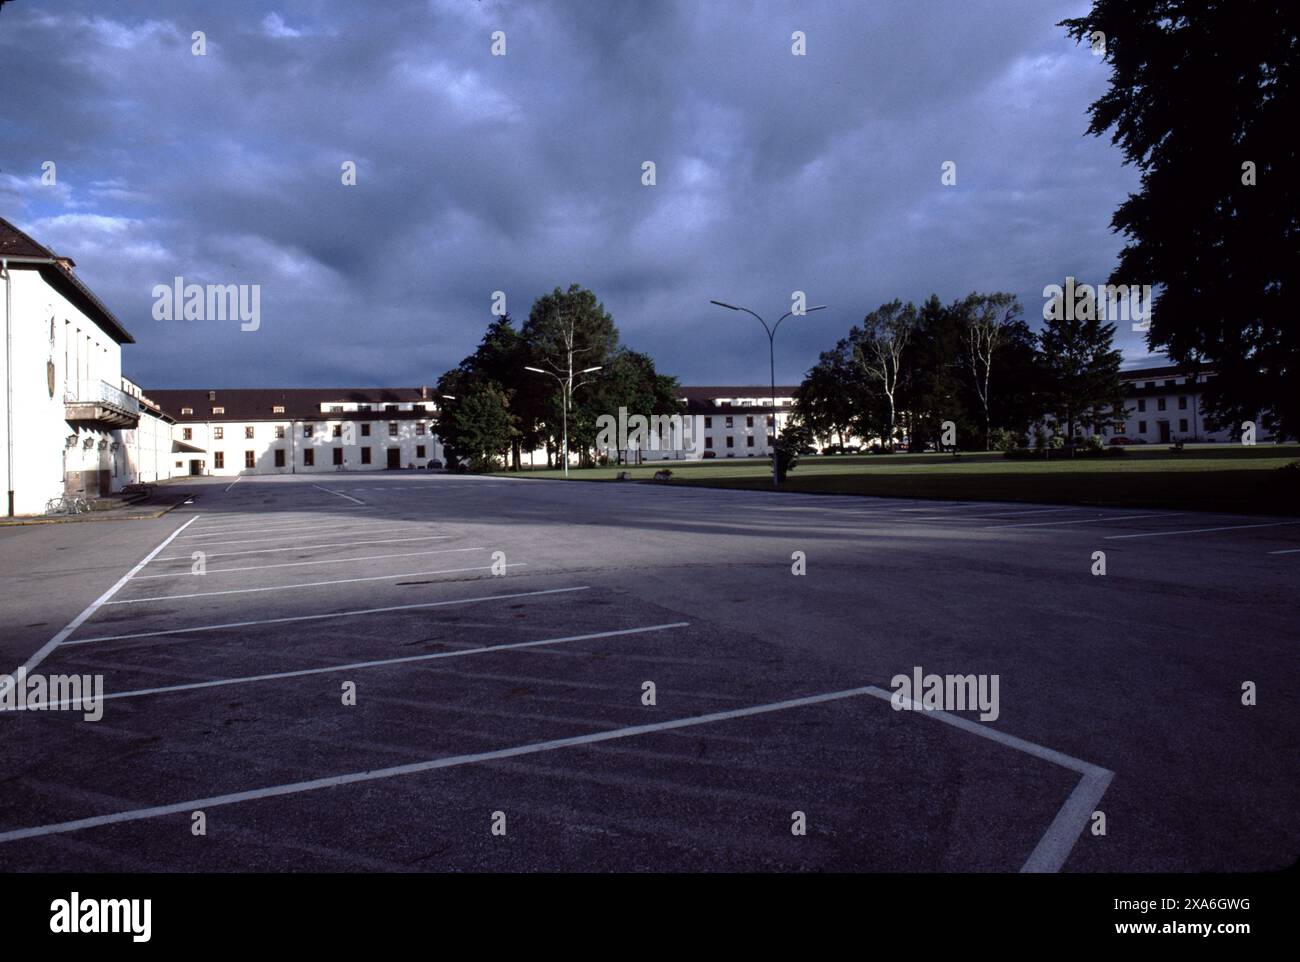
[767,416,775,428]
[332,423,342,438]
[333,448,343,466]
[213,427,224,440]
[304,424,313,437]
[181,407,193,416]
[358,404,371,412]
[388,422,398,437]
[746,436,755,447]
[726,436,734,448]
[182,427,193,440]
[413,404,427,413]
[361,447,371,465]
[275,425,285,439]
[1157,397,1167,411]
[361,424,371,436]
[274,449,285,467]
[385,404,398,412]
[214,452,225,468]
[1137,399,1146,412]
[303,449,314,466]
[1138,421,1148,434]
[416,445,426,458]
[330,405,343,413]
[704,417,712,429]
[245,426,254,439]
[273,405,285,414]
[1178,396,1188,410]
[245,451,255,469]
[746,416,754,428]
[416,422,427,435]
[705,437,714,450]
[1179,419,1188,432]
[725,416,734,428]
[212,406,225,415]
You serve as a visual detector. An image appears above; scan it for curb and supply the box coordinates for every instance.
[0,494,196,527]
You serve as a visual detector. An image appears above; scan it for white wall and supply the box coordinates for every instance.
[178,418,445,476]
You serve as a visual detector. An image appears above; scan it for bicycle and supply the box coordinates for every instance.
[44,494,90,515]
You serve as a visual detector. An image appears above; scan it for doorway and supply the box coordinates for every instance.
[1158,420,1171,443]
[386,448,401,469]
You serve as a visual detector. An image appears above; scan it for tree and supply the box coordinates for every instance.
[850,300,916,451]
[1062,2,1300,438]
[437,381,513,472]
[960,292,1023,450]
[793,341,878,449]
[1037,303,1126,444]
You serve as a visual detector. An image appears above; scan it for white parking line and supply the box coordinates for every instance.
[155,534,454,562]
[1106,520,1300,540]
[985,513,1175,529]
[312,483,365,505]
[62,585,591,645]
[224,477,242,493]
[132,546,488,579]
[105,562,526,604]
[181,525,431,547]
[905,507,1087,522]
[0,682,1111,876]
[52,622,691,706]
[0,516,200,698]
[1267,547,1300,555]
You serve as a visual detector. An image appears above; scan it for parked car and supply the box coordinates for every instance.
[427,459,443,469]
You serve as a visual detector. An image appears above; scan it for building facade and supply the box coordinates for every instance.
[1,217,177,516]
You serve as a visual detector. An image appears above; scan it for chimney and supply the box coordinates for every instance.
[420,385,429,400]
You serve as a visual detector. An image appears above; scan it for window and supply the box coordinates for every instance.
[303,449,314,466]
[746,436,755,447]
[358,404,371,412]
[746,416,754,428]
[245,451,255,469]
[413,404,427,413]
[725,416,734,428]
[303,424,313,437]
[416,445,426,458]
[333,424,342,438]
[1156,397,1166,411]
[212,406,225,414]
[767,416,775,428]
[1137,399,1146,412]
[274,449,285,467]
[213,427,224,440]
[388,422,398,437]
[361,447,371,465]
[1143,381,1153,389]
[214,452,225,468]
[704,417,712,429]
[208,391,217,401]
[385,404,398,412]
[181,407,193,416]
[245,426,254,439]
[416,422,427,435]
[1138,421,1148,434]
[1178,396,1188,410]
[361,424,371,437]
[182,427,193,440]
[330,405,343,413]
[275,425,285,439]
[705,437,714,449]
[333,448,343,466]
[273,405,285,414]
[1179,419,1189,432]
[726,436,734,448]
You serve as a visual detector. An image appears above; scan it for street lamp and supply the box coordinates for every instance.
[525,364,602,478]
[710,300,826,487]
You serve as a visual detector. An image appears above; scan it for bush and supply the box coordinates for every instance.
[773,439,800,481]
[989,428,1023,452]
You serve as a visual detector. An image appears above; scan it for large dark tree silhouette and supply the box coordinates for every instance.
[1062,2,1299,438]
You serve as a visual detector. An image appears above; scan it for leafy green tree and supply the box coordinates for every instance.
[1037,304,1126,443]
[1062,2,1299,438]
[437,380,513,472]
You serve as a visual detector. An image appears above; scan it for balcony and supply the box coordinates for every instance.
[64,379,141,428]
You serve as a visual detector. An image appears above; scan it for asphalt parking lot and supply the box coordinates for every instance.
[0,473,1296,872]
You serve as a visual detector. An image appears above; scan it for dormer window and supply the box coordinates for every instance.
[181,407,193,415]
[212,406,225,415]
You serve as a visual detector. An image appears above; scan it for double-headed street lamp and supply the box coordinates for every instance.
[710,299,827,487]
[525,364,602,478]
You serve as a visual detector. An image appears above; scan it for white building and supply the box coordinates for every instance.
[1,217,178,516]
[603,386,798,463]
[146,388,447,475]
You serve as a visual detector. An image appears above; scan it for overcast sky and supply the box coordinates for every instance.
[0,0,1156,389]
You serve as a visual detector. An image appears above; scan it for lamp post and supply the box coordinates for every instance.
[710,299,826,486]
[525,364,602,478]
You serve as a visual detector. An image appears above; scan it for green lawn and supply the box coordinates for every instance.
[491,444,1300,515]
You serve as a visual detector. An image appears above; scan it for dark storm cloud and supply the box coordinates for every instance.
[0,0,1149,389]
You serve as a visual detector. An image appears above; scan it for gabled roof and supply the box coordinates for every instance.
[0,216,134,344]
